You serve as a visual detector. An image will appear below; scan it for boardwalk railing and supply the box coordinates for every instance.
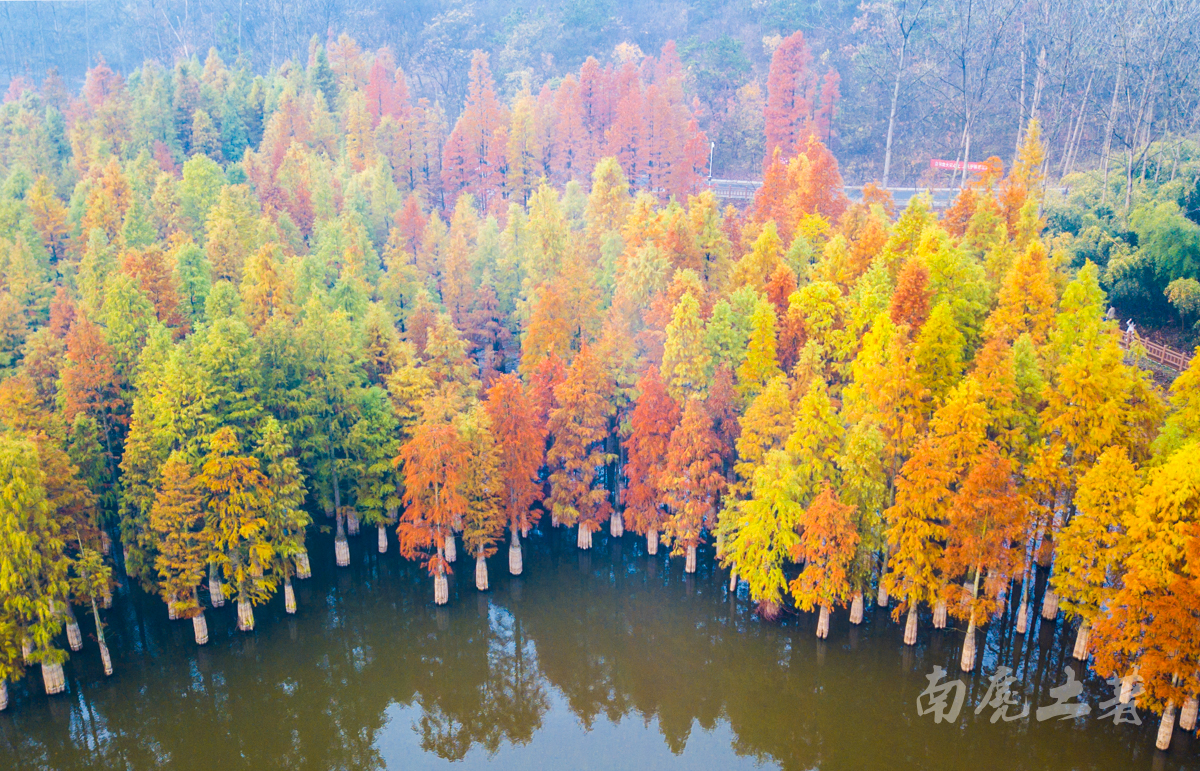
[1120,330,1193,372]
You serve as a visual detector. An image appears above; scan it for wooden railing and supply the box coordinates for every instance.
[1120,330,1193,372]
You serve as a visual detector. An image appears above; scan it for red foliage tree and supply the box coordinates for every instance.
[662,397,726,570]
[484,374,546,540]
[622,367,681,545]
[441,51,508,211]
[365,48,410,126]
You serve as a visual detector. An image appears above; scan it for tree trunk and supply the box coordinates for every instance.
[65,605,82,651]
[577,525,592,550]
[209,565,225,607]
[434,570,449,605]
[100,642,113,676]
[903,603,918,646]
[22,638,33,664]
[1157,702,1176,751]
[335,536,350,567]
[1120,667,1140,703]
[168,599,178,621]
[881,34,907,188]
[42,661,65,695]
[877,582,889,608]
[475,551,489,591]
[960,614,977,672]
[610,512,624,537]
[0,680,7,711]
[193,612,209,645]
[647,529,658,556]
[729,570,738,591]
[685,543,697,574]
[90,596,111,675]
[850,592,864,624]
[1041,589,1059,620]
[285,579,296,614]
[1072,621,1090,660]
[509,529,523,576]
[444,533,457,563]
[346,510,360,536]
[378,524,388,554]
[933,599,947,629]
[816,604,830,639]
[1179,696,1198,732]
[237,598,254,632]
[296,550,312,579]
[102,585,112,609]
[1016,599,1028,634]
[1100,63,1124,203]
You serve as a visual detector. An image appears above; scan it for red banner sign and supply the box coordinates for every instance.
[930,158,990,172]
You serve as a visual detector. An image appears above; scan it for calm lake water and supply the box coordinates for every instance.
[0,526,1195,771]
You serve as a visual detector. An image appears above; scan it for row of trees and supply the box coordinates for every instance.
[0,41,1197,754]
[4,0,1198,186]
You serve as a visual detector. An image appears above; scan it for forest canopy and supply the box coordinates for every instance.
[0,3,1199,754]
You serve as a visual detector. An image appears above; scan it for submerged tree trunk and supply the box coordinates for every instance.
[816,604,830,639]
[960,614,978,672]
[209,564,226,607]
[1179,696,1198,732]
[296,549,312,579]
[577,525,592,550]
[193,612,209,645]
[903,603,918,646]
[610,512,624,537]
[1120,667,1140,703]
[933,599,947,629]
[90,594,112,676]
[378,524,388,554]
[100,642,113,677]
[685,543,697,574]
[475,550,489,591]
[1072,621,1090,660]
[647,529,658,556]
[335,536,350,567]
[434,569,449,605]
[877,581,889,608]
[285,578,296,614]
[65,604,83,651]
[237,597,254,632]
[1041,589,1059,620]
[509,528,523,576]
[1157,701,1176,751]
[850,592,864,625]
[42,660,65,695]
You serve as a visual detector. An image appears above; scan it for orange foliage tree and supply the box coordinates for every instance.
[546,345,616,549]
[622,367,680,552]
[484,373,545,574]
[789,485,859,638]
[396,416,471,604]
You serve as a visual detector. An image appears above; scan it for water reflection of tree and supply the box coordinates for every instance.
[415,604,547,760]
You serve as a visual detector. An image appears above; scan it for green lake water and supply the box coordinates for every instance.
[0,526,1195,770]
